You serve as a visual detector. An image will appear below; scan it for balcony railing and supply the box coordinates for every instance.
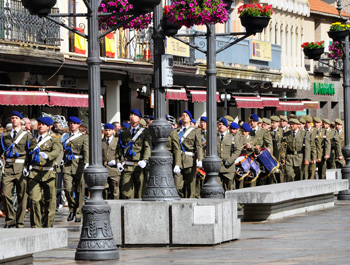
[0,0,60,47]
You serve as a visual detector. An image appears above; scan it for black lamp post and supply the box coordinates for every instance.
[20,0,161,260]
[303,0,350,200]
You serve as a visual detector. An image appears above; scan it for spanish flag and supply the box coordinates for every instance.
[74,27,86,55]
[105,32,115,58]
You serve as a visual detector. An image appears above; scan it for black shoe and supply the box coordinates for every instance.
[67,212,75,221]
[75,218,81,223]
[4,224,15,228]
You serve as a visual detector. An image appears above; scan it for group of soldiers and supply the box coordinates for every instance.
[0,109,344,228]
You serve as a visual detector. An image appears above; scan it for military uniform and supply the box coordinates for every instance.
[270,127,283,183]
[195,129,206,198]
[250,126,273,154]
[329,129,343,169]
[102,135,121,199]
[217,132,241,191]
[282,129,311,182]
[175,126,203,198]
[303,127,317,179]
[317,128,331,179]
[28,132,61,228]
[335,128,345,168]
[62,131,89,220]
[1,128,36,227]
[117,125,151,199]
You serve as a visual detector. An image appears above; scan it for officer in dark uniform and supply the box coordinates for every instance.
[1,111,36,228]
[27,117,61,228]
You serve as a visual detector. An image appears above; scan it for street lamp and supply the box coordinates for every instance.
[20,0,160,260]
[220,91,232,116]
[303,0,350,200]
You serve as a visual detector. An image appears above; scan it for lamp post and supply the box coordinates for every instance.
[20,0,160,260]
[221,91,232,116]
[304,0,350,200]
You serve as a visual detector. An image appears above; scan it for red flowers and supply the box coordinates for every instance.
[301,41,324,49]
[238,3,273,17]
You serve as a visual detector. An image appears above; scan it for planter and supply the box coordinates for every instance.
[164,21,181,37]
[328,30,350,42]
[128,0,161,12]
[303,47,324,60]
[240,16,271,34]
[21,0,56,17]
[222,0,234,10]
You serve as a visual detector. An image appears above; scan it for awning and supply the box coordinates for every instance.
[166,88,188,101]
[189,90,220,102]
[233,96,264,109]
[48,92,104,108]
[0,91,49,106]
[277,101,305,111]
[261,97,280,107]
[302,101,319,109]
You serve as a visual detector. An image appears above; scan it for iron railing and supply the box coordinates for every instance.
[0,0,60,47]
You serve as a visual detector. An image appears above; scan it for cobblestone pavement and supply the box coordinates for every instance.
[1,200,350,265]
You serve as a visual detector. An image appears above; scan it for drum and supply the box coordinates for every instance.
[196,168,206,180]
[235,154,251,181]
[244,157,261,184]
[257,148,279,180]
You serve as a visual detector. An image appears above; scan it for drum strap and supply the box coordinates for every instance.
[231,135,235,155]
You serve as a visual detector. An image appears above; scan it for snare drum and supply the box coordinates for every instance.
[244,157,261,184]
[257,148,279,180]
[235,154,251,181]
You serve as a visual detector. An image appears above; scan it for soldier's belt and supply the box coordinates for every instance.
[286,151,303,155]
[32,165,54,171]
[5,158,25,164]
[182,151,195,157]
[124,161,138,166]
[73,155,83,159]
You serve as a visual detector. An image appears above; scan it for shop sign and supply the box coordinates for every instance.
[314,83,335,95]
[250,40,271,61]
[165,37,190,57]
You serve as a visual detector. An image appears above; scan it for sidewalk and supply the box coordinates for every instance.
[21,199,350,265]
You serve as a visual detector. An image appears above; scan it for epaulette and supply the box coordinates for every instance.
[52,133,60,138]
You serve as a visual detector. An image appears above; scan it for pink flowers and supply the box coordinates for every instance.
[98,0,152,31]
[328,41,345,61]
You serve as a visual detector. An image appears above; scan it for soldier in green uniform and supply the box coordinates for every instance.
[62,116,89,222]
[281,119,310,182]
[217,118,241,191]
[299,117,312,180]
[117,109,151,199]
[195,116,207,198]
[280,116,290,136]
[314,117,330,179]
[334,119,345,168]
[28,117,61,228]
[0,111,36,228]
[175,110,203,198]
[322,119,341,177]
[303,115,317,179]
[270,116,283,183]
[102,123,121,199]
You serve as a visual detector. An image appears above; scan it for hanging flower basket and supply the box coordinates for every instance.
[222,0,234,10]
[99,0,152,31]
[303,48,324,60]
[240,16,270,33]
[164,20,182,37]
[128,0,161,12]
[328,30,350,42]
[21,0,56,17]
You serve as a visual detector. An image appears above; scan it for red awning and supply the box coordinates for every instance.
[0,90,49,106]
[48,92,104,108]
[233,96,264,109]
[261,97,280,107]
[189,90,220,102]
[166,88,188,101]
[277,101,305,111]
[302,101,319,109]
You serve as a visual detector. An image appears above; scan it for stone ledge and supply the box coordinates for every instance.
[0,228,68,263]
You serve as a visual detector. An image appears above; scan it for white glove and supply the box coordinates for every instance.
[138,160,147,169]
[28,165,32,171]
[196,160,203,168]
[39,152,48,159]
[108,160,116,166]
[173,165,181,174]
[224,160,231,166]
[84,163,89,169]
[60,160,64,166]
[117,162,124,172]
[23,168,29,177]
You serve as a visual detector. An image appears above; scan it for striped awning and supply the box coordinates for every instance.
[302,101,319,109]
[189,90,220,102]
[166,88,188,101]
[47,92,104,107]
[277,101,305,111]
[233,96,264,109]
[0,91,49,106]
[261,97,280,107]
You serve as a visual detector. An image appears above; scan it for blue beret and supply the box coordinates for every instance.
[250,113,259,122]
[166,114,169,121]
[37,117,53,126]
[68,116,81,124]
[200,116,207,122]
[230,122,239,129]
[218,117,228,127]
[104,123,114,130]
[12,111,23,119]
[191,118,197,124]
[130,108,142,118]
[122,122,130,129]
[183,110,193,120]
[149,115,154,120]
[242,123,251,132]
